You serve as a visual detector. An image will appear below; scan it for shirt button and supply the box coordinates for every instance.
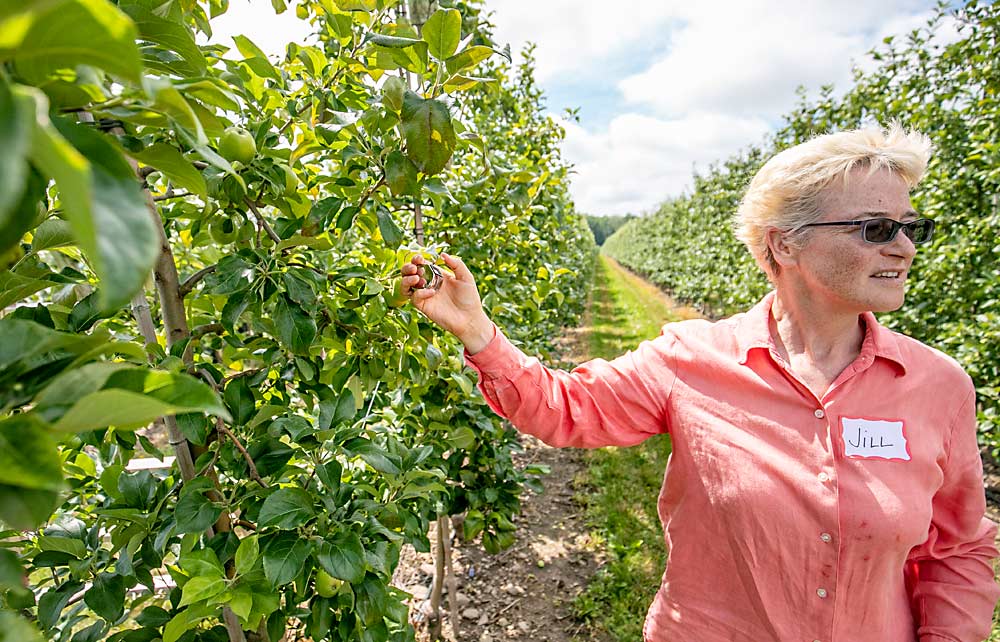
[814,408,825,419]
[818,472,830,483]
[817,588,828,598]
[820,532,832,543]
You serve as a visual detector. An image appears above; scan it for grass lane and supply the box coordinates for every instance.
[571,254,696,641]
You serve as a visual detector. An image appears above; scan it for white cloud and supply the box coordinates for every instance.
[617,0,932,117]
[484,0,946,214]
[558,112,771,215]
[485,0,683,81]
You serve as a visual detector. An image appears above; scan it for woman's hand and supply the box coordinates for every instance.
[400,253,495,353]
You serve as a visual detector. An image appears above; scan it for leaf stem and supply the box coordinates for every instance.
[215,417,268,488]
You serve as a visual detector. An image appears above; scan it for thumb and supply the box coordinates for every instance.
[441,253,474,282]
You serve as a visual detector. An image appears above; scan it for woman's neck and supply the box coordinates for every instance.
[770,287,865,365]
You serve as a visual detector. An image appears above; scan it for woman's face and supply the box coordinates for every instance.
[792,166,918,314]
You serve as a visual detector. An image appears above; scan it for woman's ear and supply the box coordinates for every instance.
[765,227,799,269]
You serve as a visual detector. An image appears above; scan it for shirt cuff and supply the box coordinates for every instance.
[462,323,526,380]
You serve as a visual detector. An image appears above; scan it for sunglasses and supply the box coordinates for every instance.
[799,217,935,245]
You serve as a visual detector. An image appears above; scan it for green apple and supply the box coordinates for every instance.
[209,217,251,245]
[218,127,256,164]
[315,569,343,598]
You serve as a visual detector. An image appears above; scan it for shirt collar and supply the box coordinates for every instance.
[736,290,907,374]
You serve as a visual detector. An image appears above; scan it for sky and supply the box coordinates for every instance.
[207,1,953,216]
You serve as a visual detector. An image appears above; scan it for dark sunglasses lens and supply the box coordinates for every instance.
[906,219,934,244]
[863,219,897,243]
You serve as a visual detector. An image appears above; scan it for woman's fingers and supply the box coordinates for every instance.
[441,253,473,282]
[411,287,436,302]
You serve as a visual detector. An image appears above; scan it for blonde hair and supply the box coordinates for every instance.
[734,123,932,279]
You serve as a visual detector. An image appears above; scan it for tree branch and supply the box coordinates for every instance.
[216,417,268,488]
[245,200,282,244]
[153,190,191,202]
[357,177,387,211]
[179,265,217,298]
[191,323,224,339]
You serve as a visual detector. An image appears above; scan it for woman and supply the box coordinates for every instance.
[398,125,1000,641]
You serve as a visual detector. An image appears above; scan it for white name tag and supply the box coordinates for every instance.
[841,417,910,461]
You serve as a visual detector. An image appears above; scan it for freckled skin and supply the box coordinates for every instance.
[793,167,918,315]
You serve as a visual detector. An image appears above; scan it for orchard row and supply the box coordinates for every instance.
[0,1,596,641]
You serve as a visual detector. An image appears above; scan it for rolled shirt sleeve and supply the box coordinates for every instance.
[462,322,675,448]
[905,388,1000,642]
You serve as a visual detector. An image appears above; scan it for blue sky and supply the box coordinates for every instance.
[209,1,955,215]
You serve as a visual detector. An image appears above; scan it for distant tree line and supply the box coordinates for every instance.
[586,214,636,246]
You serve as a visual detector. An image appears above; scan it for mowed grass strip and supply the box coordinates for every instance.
[572,254,697,641]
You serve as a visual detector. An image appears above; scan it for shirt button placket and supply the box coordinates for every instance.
[812,405,834,642]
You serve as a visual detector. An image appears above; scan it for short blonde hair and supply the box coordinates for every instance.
[734,123,932,279]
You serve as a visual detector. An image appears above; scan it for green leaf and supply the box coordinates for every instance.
[161,603,215,642]
[0,271,61,310]
[37,579,83,631]
[30,219,74,252]
[50,372,228,432]
[233,34,281,81]
[443,74,495,93]
[36,535,87,559]
[20,90,159,312]
[366,34,423,48]
[120,3,207,77]
[400,91,456,176]
[344,438,400,475]
[143,78,206,145]
[274,294,316,355]
[316,460,342,494]
[376,207,404,248]
[381,76,406,112]
[282,270,316,307]
[262,532,310,587]
[0,486,61,531]
[463,509,485,540]
[319,389,355,430]
[257,487,315,529]
[0,78,31,236]
[208,255,255,295]
[384,151,418,197]
[317,531,366,584]
[176,79,241,112]
[129,143,207,198]
[13,0,143,84]
[0,414,64,492]
[0,549,24,590]
[84,573,126,622]
[178,575,226,607]
[179,548,225,577]
[174,491,222,534]
[224,376,256,426]
[422,9,461,60]
[235,535,259,576]
[227,584,254,621]
[0,610,44,642]
[117,470,156,508]
[444,45,493,75]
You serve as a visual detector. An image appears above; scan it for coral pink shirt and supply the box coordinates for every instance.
[463,291,999,642]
